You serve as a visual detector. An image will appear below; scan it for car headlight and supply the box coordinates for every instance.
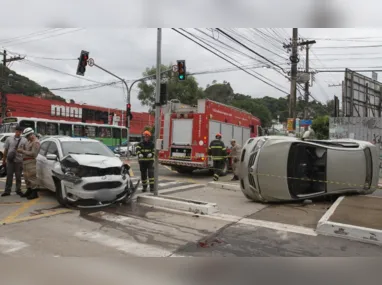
[62,166,81,176]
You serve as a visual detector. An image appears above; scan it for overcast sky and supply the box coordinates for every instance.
[1,27,382,114]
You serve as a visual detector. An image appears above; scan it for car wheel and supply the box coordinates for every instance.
[54,179,67,207]
[243,193,252,200]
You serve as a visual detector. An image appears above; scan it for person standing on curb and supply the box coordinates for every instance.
[17,127,40,200]
[1,125,26,197]
[208,133,227,181]
[136,130,155,192]
[229,139,241,181]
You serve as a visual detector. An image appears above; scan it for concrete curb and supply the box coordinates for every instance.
[136,195,218,215]
[207,181,240,192]
[316,196,382,246]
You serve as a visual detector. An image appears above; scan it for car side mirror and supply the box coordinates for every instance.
[115,154,121,158]
[46,154,58,161]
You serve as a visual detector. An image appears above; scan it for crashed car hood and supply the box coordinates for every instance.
[64,154,122,168]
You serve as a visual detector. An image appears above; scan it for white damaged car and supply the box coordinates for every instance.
[36,136,140,208]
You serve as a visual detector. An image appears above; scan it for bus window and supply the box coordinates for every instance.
[85,126,97,138]
[37,122,47,135]
[73,125,84,137]
[59,124,72,136]
[99,127,111,138]
[113,127,121,145]
[46,122,58,135]
[19,120,35,130]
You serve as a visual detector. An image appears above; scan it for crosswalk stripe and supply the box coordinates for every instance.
[74,230,174,257]
[0,237,29,254]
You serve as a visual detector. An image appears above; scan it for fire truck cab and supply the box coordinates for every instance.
[158,99,262,175]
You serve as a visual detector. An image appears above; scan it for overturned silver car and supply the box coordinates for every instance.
[36,137,140,208]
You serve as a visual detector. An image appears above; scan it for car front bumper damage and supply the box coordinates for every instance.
[52,170,140,208]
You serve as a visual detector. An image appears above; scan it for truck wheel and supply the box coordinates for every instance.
[175,167,194,174]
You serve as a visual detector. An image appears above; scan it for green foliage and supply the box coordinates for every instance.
[311,115,329,139]
[0,64,65,101]
[232,94,272,127]
[137,64,204,108]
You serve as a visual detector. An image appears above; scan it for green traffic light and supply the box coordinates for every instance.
[179,75,184,80]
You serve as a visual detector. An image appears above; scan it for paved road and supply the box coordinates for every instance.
[1,161,382,257]
[1,201,382,257]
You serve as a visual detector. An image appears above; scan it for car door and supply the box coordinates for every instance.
[36,141,51,188]
[44,141,61,190]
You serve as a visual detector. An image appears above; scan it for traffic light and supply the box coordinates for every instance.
[177,60,186,81]
[126,103,133,121]
[160,83,167,105]
[76,50,89,76]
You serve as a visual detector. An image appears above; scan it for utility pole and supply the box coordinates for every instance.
[283,34,316,121]
[153,28,162,197]
[1,50,24,119]
[286,28,298,119]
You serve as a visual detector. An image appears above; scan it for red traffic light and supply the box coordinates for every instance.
[127,104,131,109]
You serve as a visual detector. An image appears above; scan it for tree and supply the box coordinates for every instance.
[311,115,329,139]
[232,94,272,127]
[205,81,235,104]
[137,63,205,108]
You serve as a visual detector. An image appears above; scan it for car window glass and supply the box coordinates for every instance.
[47,142,59,157]
[1,136,9,143]
[39,141,50,156]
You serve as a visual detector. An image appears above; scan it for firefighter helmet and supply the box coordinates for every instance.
[143,130,151,136]
[216,133,222,138]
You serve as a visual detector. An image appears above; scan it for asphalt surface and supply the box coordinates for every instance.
[1,159,382,257]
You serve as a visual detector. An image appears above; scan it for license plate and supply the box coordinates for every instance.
[172,152,186,157]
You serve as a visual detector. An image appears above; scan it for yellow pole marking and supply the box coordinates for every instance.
[2,209,73,225]
[1,198,40,224]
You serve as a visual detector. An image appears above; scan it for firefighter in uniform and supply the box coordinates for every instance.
[136,130,155,192]
[229,139,241,181]
[208,133,227,181]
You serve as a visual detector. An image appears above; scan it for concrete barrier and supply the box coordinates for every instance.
[316,196,382,246]
[136,195,218,215]
[207,181,240,192]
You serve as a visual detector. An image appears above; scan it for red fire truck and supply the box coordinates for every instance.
[158,99,262,176]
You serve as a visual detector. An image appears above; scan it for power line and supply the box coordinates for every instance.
[0,29,61,45]
[314,44,382,49]
[216,28,287,73]
[178,28,288,91]
[1,29,84,47]
[172,28,289,95]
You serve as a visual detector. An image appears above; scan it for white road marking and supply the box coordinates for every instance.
[317,196,344,226]
[74,231,174,257]
[0,237,29,254]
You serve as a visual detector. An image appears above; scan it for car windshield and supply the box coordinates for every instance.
[61,141,115,157]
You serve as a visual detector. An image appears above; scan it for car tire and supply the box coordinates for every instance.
[54,179,67,207]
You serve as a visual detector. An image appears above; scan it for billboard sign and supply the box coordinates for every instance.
[342,68,382,117]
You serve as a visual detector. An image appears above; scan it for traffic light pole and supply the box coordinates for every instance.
[88,61,130,148]
[153,28,162,197]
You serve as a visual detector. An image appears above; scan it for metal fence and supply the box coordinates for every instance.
[329,117,382,176]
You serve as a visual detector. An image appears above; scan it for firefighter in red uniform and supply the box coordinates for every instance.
[136,130,155,192]
[208,133,227,181]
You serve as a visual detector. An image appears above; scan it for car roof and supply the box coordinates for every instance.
[43,137,100,143]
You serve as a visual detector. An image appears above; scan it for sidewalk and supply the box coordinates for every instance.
[317,195,382,245]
